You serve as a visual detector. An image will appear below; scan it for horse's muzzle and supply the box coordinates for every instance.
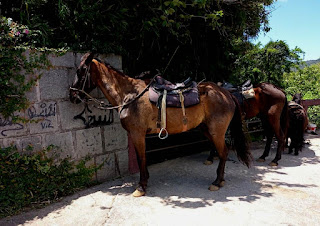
[69,88,82,104]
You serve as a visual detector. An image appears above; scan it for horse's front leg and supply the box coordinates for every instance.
[130,132,149,197]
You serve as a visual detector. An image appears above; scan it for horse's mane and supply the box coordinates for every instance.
[94,57,127,77]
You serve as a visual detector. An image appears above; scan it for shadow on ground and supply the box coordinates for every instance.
[1,133,319,225]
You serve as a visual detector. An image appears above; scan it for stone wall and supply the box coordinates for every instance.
[0,52,129,181]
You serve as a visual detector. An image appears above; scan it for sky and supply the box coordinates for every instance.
[253,0,320,61]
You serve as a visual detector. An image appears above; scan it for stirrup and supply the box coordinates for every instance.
[158,128,168,139]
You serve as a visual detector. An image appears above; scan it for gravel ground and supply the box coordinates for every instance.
[1,131,320,226]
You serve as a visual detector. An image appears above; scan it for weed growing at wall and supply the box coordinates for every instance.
[0,145,101,218]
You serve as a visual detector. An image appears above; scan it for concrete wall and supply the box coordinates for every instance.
[0,52,129,181]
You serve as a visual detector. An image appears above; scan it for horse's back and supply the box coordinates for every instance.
[198,82,236,124]
[255,83,286,101]
[199,82,235,107]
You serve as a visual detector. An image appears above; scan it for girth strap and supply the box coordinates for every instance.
[158,90,168,139]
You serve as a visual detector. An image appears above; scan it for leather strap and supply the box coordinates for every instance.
[179,91,188,132]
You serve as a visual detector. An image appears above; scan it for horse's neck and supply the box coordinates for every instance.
[92,60,137,107]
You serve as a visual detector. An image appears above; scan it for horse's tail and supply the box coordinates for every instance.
[281,98,289,137]
[229,95,252,168]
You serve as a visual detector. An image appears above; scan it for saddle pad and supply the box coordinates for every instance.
[242,88,255,99]
[149,81,200,107]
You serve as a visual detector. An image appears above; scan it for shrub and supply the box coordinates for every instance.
[0,145,100,218]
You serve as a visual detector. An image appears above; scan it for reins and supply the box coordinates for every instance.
[70,67,159,111]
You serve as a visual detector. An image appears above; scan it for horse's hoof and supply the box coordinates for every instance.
[256,158,265,162]
[204,160,213,165]
[213,156,219,160]
[269,162,278,167]
[208,184,220,191]
[132,189,146,197]
[219,181,225,187]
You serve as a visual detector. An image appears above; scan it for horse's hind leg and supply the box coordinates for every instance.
[269,115,285,166]
[205,145,219,165]
[209,134,228,191]
[257,128,274,162]
[202,128,219,165]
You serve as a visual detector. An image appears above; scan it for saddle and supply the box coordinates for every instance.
[149,76,200,139]
[220,80,255,105]
[149,76,199,107]
[288,101,306,121]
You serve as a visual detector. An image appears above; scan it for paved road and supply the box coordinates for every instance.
[2,132,320,226]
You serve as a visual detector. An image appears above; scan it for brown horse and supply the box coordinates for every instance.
[206,82,288,166]
[69,53,252,197]
[287,93,309,155]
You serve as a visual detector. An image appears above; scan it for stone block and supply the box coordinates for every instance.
[25,80,40,103]
[75,52,84,67]
[27,102,59,134]
[75,127,103,159]
[0,113,28,138]
[59,101,87,130]
[115,149,129,176]
[2,135,42,151]
[113,111,121,124]
[98,53,122,70]
[39,69,71,100]
[60,100,115,130]
[103,124,128,152]
[19,136,43,151]
[43,132,74,160]
[75,53,122,70]
[95,153,115,181]
[48,52,76,68]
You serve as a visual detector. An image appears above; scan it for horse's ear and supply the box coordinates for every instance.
[85,52,95,66]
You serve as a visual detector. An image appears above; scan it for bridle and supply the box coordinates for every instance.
[69,62,159,111]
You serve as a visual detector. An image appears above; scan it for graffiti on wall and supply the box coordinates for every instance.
[0,116,24,137]
[74,104,114,128]
[0,102,57,137]
[27,102,57,129]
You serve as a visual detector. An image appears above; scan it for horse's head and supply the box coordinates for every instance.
[292,93,302,104]
[69,52,97,104]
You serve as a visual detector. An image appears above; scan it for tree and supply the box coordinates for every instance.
[230,40,303,87]
[284,63,320,126]
[2,0,275,81]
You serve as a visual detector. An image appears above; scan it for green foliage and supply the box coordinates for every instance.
[0,17,67,120]
[230,40,303,87]
[2,0,275,81]
[0,145,100,218]
[284,63,320,126]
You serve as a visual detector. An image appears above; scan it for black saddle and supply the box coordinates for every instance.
[149,76,199,108]
[221,80,253,92]
[152,76,193,92]
[220,80,254,105]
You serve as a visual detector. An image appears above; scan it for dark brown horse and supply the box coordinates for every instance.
[206,82,288,166]
[70,53,252,197]
[287,93,309,155]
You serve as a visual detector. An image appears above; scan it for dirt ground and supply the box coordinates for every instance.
[1,131,320,226]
